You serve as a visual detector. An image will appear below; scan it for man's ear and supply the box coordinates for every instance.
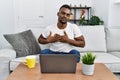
[57,12,59,16]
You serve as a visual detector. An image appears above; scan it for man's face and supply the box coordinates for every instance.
[57,7,71,24]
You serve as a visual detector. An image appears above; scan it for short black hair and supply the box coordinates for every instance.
[59,4,71,11]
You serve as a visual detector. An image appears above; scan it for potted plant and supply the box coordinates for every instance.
[88,15,104,25]
[81,51,96,75]
[79,16,89,25]
[79,15,104,25]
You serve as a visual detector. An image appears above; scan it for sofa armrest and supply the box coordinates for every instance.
[0,48,16,59]
[0,48,16,79]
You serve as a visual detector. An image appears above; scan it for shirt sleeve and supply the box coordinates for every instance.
[41,26,50,38]
[73,24,82,38]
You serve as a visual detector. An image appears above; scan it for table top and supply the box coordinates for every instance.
[7,63,119,80]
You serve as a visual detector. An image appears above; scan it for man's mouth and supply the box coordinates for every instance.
[61,18,67,21]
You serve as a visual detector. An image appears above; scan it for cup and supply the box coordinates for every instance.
[24,55,36,68]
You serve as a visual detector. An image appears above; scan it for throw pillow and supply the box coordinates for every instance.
[4,30,41,57]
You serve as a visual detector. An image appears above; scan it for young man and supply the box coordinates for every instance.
[38,4,85,62]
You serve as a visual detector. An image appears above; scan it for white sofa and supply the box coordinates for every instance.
[0,25,120,80]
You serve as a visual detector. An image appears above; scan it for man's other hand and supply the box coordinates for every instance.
[60,31,69,42]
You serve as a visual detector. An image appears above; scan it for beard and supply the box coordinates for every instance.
[59,18,67,24]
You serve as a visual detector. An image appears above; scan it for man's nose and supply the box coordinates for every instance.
[63,14,67,18]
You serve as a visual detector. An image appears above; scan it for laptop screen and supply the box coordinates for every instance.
[39,54,77,73]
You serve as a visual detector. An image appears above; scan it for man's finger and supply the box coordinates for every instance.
[48,32,52,38]
[64,31,67,36]
[49,32,52,36]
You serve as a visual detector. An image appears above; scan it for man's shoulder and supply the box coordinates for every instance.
[67,22,79,29]
[68,22,78,26]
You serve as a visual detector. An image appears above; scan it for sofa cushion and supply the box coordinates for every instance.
[80,52,120,63]
[106,28,120,52]
[109,52,120,58]
[0,48,16,59]
[76,26,107,52]
[4,30,41,57]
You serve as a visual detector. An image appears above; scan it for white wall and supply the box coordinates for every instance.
[93,0,110,27]
[0,0,14,49]
[93,0,120,27]
[108,0,120,27]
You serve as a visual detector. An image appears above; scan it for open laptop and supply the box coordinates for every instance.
[39,54,77,73]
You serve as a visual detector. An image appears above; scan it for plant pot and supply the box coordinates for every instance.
[82,63,95,75]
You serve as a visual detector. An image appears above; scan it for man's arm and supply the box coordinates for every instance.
[67,35,85,47]
[38,32,54,44]
[38,34,49,44]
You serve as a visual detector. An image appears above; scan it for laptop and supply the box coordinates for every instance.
[39,54,77,73]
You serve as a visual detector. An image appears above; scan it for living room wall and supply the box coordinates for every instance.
[0,0,14,48]
[93,0,120,27]
[108,0,120,27]
[93,0,109,26]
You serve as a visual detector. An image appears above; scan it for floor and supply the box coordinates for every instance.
[114,73,120,80]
